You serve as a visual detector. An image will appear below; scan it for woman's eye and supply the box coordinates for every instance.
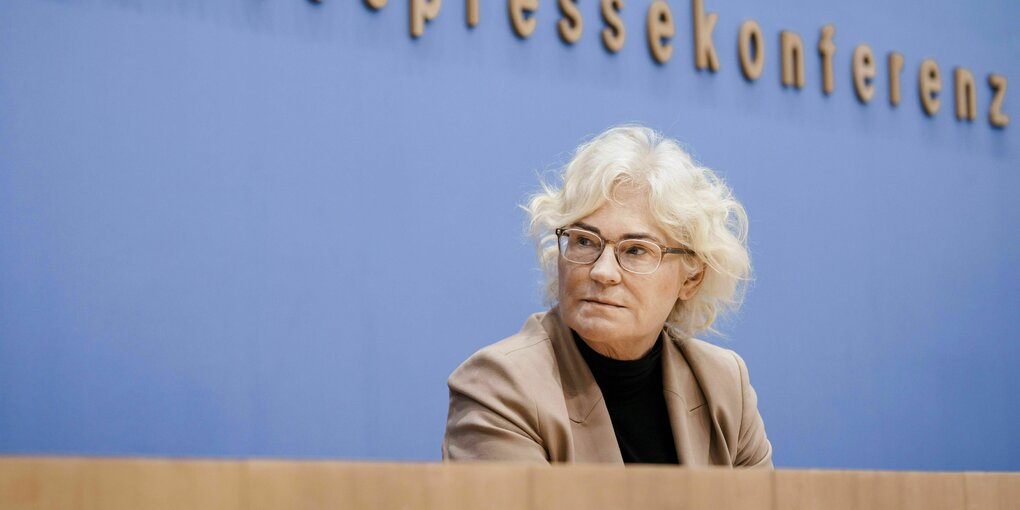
[576,236,594,247]
[625,245,648,256]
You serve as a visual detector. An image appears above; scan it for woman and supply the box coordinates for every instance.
[442,125,772,466]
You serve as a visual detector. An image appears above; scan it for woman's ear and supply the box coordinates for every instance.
[678,265,706,301]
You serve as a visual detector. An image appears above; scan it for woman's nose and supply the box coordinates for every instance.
[589,245,622,285]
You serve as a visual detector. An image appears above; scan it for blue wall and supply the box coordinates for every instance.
[1,0,1017,470]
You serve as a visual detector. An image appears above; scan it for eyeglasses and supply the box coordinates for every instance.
[555,227,697,275]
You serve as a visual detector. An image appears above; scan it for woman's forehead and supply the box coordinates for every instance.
[577,190,671,242]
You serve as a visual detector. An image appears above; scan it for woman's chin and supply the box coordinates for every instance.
[566,316,624,344]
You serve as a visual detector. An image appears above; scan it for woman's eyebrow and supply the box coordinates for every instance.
[620,232,662,242]
[571,221,601,234]
[571,222,662,243]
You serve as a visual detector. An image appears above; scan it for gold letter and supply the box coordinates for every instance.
[601,0,625,53]
[888,52,904,106]
[919,58,941,116]
[410,0,442,37]
[852,44,876,103]
[818,24,835,94]
[467,0,479,26]
[646,1,674,64]
[738,20,764,81]
[988,74,1010,128]
[509,0,538,37]
[954,68,977,121]
[366,0,388,10]
[691,0,719,71]
[780,31,804,88]
[558,0,582,43]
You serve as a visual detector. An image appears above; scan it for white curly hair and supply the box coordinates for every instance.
[523,124,751,339]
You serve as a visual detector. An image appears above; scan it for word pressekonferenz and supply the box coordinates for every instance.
[322,0,1011,128]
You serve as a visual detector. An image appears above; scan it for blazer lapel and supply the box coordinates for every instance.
[543,309,623,464]
[662,333,712,465]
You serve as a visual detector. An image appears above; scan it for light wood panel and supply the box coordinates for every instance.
[1,457,1017,510]
[0,457,243,510]
[965,472,1020,510]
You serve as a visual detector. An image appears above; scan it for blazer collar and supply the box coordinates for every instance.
[543,308,602,424]
[543,308,623,463]
[662,333,708,412]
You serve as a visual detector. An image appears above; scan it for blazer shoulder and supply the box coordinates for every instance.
[448,312,558,392]
[443,313,563,462]
[679,337,744,376]
[677,336,772,467]
[675,337,752,413]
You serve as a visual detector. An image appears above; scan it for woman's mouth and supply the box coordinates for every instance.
[583,299,624,308]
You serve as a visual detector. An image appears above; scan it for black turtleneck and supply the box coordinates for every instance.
[574,333,679,465]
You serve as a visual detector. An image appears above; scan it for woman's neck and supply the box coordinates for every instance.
[575,332,659,360]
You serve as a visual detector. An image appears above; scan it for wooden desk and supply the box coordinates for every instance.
[1,457,1017,510]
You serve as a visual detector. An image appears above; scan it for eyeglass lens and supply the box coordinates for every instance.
[558,229,662,274]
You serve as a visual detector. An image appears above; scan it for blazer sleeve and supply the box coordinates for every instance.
[442,349,549,463]
[731,351,774,468]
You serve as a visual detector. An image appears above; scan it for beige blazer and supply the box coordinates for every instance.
[442,309,773,466]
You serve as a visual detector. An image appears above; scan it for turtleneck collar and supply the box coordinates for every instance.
[573,331,664,400]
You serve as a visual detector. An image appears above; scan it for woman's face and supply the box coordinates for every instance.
[558,187,701,359]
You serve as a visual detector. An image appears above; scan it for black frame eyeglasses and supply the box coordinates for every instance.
[555,227,697,275]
